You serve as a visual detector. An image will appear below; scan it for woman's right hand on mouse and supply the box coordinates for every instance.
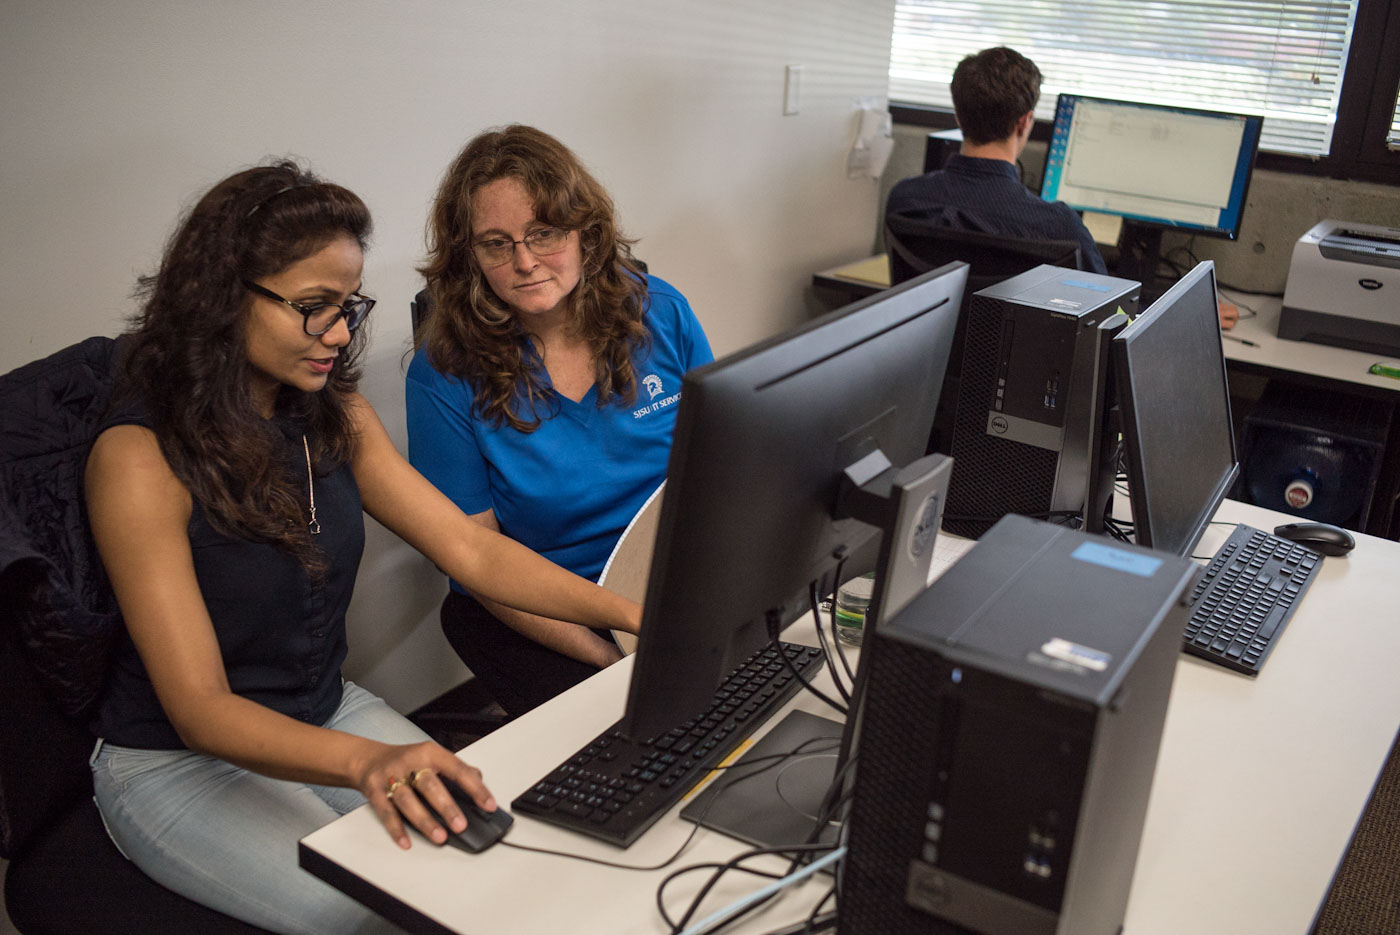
[356,740,496,849]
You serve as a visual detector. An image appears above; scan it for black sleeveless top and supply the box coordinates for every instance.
[95,403,365,749]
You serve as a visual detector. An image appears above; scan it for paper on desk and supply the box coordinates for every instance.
[833,254,892,287]
[1082,211,1123,247]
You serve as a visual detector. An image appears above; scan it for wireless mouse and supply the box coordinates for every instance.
[1272,521,1356,557]
[419,780,514,853]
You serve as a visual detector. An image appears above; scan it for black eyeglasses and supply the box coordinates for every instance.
[471,227,570,268]
[243,280,376,335]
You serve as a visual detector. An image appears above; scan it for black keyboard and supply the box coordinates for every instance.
[1182,523,1322,675]
[511,642,824,847]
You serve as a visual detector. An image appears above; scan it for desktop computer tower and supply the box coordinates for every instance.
[838,515,1196,935]
[943,266,1139,539]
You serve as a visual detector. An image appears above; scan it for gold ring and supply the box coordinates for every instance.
[410,768,433,786]
[386,777,405,800]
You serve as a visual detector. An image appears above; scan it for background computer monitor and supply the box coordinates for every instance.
[1040,94,1263,298]
[619,264,967,741]
[1112,261,1239,556]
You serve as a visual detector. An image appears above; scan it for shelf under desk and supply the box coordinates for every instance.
[300,499,1400,935]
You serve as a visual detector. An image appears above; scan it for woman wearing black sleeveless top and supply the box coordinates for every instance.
[83,162,641,935]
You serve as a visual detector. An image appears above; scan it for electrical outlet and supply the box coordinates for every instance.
[784,64,802,116]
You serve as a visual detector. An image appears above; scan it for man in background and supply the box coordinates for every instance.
[885,46,1239,326]
[886,46,1109,274]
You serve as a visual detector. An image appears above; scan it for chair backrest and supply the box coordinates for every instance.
[410,288,431,347]
[596,482,665,657]
[0,336,125,858]
[884,213,1082,290]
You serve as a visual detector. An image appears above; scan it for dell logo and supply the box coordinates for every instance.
[990,416,1009,434]
[1359,279,1383,291]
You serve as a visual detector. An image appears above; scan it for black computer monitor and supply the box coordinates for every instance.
[619,263,967,742]
[1112,261,1239,556]
[1040,94,1263,298]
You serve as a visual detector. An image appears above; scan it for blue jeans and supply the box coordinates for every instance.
[91,681,425,935]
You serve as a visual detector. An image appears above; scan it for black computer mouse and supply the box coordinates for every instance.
[1272,521,1356,557]
[418,780,514,853]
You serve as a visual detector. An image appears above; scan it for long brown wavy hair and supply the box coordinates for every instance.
[120,160,372,572]
[418,125,649,431]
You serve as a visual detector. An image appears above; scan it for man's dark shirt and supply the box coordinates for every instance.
[885,154,1108,274]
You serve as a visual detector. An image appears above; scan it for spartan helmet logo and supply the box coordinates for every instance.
[643,373,664,399]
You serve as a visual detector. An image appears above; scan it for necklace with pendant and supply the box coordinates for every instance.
[302,434,320,535]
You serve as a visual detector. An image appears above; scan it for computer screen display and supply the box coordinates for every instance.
[619,263,967,741]
[1112,261,1238,556]
[1040,95,1263,240]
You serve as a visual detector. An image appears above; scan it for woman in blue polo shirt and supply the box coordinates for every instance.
[407,125,712,716]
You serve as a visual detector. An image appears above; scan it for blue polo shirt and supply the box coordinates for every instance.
[406,274,712,585]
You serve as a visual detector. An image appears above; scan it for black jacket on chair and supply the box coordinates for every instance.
[1,336,271,934]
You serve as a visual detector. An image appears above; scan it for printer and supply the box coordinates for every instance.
[1279,219,1400,356]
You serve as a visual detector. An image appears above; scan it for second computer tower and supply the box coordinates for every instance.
[943,266,1139,538]
[838,515,1196,935]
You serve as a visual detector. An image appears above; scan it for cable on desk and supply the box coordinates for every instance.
[785,885,837,935]
[818,557,856,685]
[1190,520,1244,561]
[1102,518,1135,543]
[1161,242,1200,285]
[821,581,857,686]
[765,609,847,716]
[668,846,846,935]
[806,581,852,704]
[659,743,855,933]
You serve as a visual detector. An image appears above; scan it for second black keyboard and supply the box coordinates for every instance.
[1183,523,1322,675]
[511,641,824,847]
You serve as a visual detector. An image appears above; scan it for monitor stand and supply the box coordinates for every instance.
[678,452,955,856]
[1117,221,1165,304]
[678,709,843,851]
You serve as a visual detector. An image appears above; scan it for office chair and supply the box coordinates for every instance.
[410,288,432,346]
[0,337,272,935]
[883,213,1083,454]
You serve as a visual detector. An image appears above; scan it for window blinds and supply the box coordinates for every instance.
[890,1,1359,157]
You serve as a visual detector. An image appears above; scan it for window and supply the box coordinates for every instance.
[890,0,1400,182]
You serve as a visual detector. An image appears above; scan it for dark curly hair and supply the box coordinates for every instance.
[951,47,1043,145]
[418,125,649,431]
[120,160,372,572]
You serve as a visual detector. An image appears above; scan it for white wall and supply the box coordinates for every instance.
[0,0,897,711]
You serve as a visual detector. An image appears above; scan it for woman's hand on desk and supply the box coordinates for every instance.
[1218,299,1239,330]
[357,740,496,850]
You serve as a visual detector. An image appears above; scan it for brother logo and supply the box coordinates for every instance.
[1359,278,1383,291]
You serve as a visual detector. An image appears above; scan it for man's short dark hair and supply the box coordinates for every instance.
[951,47,1043,145]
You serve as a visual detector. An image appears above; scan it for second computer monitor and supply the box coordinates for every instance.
[1113,261,1238,556]
[1040,94,1262,240]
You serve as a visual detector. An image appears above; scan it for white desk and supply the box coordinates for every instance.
[301,500,1400,934]
[1218,290,1400,397]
